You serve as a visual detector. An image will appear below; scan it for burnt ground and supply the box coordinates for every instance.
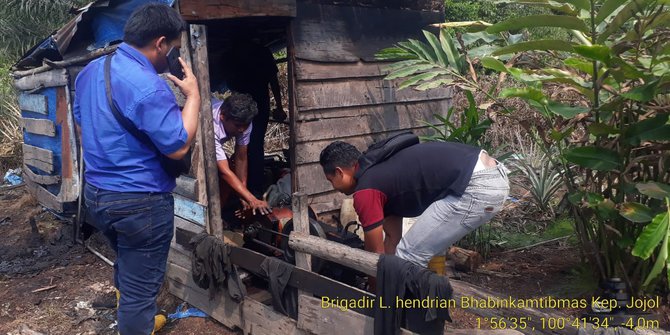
[0,185,668,334]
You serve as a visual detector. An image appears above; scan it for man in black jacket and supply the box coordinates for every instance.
[319,137,509,267]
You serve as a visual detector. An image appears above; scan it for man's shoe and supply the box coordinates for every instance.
[152,314,167,334]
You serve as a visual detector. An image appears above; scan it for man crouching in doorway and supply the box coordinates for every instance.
[319,137,509,267]
[213,92,271,216]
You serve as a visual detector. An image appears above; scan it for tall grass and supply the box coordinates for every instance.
[0,1,87,146]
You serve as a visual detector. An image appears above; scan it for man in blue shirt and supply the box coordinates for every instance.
[74,4,200,334]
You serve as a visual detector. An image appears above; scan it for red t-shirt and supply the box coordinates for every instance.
[353,189,387,231]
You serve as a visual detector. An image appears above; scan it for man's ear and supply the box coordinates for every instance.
[155,36,167,52]
[334,167,344,178]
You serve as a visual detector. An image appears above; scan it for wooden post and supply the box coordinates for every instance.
[292,192,311,302]
[180,29,208,206]
[189,24,223,238]
[292,193,312,270]
[288,232,574,335]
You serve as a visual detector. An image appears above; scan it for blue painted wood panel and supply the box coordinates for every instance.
[18,94,48,115]
[174,194,206,226]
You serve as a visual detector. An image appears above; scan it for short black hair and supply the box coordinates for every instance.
[123,3,186,48]
[223,92,258,124]
[320,141,361,175]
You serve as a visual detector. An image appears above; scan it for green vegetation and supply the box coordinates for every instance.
[0,0,85,142]
[380,0,670,295]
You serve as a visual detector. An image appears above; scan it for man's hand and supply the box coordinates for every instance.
[246,198,272,216]
[271,107,287,122]
[166,57,199,98]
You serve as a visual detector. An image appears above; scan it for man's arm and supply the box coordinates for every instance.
[233,145,248,186]
[166,57,200,160]
[364,225,385,254]
[382,215,402,255]
[217,160,270,215]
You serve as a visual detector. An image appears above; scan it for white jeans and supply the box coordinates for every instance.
[395,163,510,267]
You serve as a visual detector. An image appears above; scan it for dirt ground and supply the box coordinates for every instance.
[1,185,668,334]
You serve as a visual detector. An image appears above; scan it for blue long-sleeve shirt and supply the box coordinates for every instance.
[74,43,187,192]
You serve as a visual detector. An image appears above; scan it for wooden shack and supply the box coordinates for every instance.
[10,1,487,334]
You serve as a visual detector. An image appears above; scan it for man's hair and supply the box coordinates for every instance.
[123,3,186,48]
[222,92,258,124]
[320,141,361,175]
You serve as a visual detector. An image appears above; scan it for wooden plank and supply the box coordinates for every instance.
[305,190,347,215]
[295,163,332,197]
[296,77,451,112]
[190,24,223,235]
[174,175,198,201]
[168,243,193,270]
[174,194,207,226]
[295,115,437,144]
[56,85,79,202]
[294,127,436,165]
[298,0,443,12]
[298,295,414,335]
[172,228,377,317]
[22,144,54,174]
[18,94,48,115]
[25,179,62,212]
[167,262,305,335]
[22,164,60,185]
[299,294,524,335]
[14,69,68,91]
[20,117,55,137]
[179,0,296,21]
[297,98,450,122]
[295,60,388,80]
[293,4,443,62]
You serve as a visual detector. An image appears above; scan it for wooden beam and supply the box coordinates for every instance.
[14,69,68,91]
[20,118,55,137]
[12,45,117,79]
[179,0,296,21]
[23,144,54,174]
[288,232,574,335]
[18,94,48,115]
[290,232,378,276]
[174,175,198,201]
[189,24,223,235]
[22,164,60,185]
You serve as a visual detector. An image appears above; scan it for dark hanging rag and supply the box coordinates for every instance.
[259,257,298,318]
[190,232,247,301]
[374,254,453,335]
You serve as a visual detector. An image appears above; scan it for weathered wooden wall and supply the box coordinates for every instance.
[14,69,80,213]
[290,2,450,215]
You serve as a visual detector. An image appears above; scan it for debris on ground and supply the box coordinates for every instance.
[3,168,23,186]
